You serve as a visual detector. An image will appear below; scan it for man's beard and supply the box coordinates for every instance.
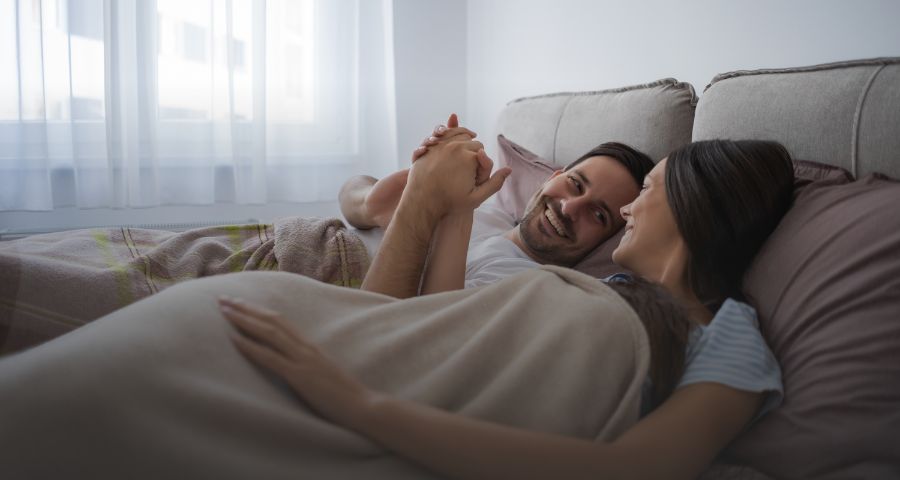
[517,194,585,267]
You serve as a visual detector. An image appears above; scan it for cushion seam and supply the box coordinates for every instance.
[552,96,575,165]
[704,57,900,92]
[850,65,885,178]
[506,78,697,106]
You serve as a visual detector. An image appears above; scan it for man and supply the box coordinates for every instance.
[342,115,654,298]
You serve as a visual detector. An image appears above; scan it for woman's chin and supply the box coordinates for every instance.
[611,245,625,266]
[611,240,634,270]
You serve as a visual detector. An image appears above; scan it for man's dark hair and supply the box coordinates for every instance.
[665,139,794,304]
[563,142,655,188]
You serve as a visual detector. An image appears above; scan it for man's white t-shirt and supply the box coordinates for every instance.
[464,204,539,288]
[351,202,540,289]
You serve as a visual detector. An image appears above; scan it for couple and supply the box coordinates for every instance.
[219,115,795,477]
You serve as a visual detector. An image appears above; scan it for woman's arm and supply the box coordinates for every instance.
[219,297,763,479]
[420,211,473,295]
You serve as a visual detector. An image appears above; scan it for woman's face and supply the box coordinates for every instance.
[612,158,685,281]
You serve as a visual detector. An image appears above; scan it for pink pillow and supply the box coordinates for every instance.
[495,135,556,221]
[730,170,900,478]
[495,135,626,279]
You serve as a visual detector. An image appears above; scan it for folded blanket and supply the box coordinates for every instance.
[0,217,369,355]
[0,265,649,479]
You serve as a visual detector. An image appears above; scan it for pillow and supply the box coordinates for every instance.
[495,135,625,279]
[729,172,900,478]
[495,134,556,222]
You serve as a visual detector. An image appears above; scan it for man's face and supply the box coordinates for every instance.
[516,155,641,266]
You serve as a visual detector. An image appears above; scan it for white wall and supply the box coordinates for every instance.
[392,0,468,167]
[466,0,900,158]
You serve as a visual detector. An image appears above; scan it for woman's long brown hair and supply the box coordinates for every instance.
[607,276,693,408]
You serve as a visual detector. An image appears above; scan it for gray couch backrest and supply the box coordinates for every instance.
[693,57,900,178]
[496,79,697,166]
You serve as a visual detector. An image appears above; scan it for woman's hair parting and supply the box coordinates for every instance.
[606,275,693,407]
[565,142,655,189]
[665,139,795,304]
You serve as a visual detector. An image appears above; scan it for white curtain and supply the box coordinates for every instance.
[0,0,397,211]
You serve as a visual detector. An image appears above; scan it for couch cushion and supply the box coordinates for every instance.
[693,57,900,179]
[732,172,900,478]
[496,78,696,167]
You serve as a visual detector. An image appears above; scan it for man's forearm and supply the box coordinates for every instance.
[421,212,473,295]
[361,192,441,298]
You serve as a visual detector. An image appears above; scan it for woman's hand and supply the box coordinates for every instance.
[363,114,480,229]
[218,296,380,427]
[412,113,477,163]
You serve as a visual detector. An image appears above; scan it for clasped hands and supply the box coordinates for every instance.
[404,114,512,220]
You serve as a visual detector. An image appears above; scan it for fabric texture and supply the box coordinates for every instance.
[496,78,696,167]
[678,299,783,420]
[693,57,900,179]
[495,134,557,221]
[464,234,537,289]
[0,266,649,479]
[0,217,369,355]
[463,203,539,289]
[727,173,900,478]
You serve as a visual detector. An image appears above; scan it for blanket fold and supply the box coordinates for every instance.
[0,217,369,355]
[0,266,649,479]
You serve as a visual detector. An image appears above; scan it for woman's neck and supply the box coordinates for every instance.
[653,245,714,325]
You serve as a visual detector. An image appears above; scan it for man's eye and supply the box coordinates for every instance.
[569,176,582,193]
[594,210,607,225]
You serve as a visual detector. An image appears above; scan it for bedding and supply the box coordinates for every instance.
[0,265,649,479]
[731,172,900,478]
[0,217,369,355]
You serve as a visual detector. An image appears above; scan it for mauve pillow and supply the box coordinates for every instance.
[495,135,625,279]
[495,134,556,221]
[729,172,900,478]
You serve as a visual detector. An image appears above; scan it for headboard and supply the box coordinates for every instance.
[495,78,697,166]
[693,57,900,179]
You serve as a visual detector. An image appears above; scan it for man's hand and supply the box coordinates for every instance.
[405,121,511,219]
[361,113,509,299]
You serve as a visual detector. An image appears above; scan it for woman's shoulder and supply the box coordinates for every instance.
[708,297,760,329]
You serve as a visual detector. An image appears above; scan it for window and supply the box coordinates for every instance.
[1,0,397,217]
[182,22,207,63]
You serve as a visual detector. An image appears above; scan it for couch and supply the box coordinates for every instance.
[493,57,900,479]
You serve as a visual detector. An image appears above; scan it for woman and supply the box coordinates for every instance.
[217,138,795,479]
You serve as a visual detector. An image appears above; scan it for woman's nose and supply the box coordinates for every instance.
[620,202,632,219]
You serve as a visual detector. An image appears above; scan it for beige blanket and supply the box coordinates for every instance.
[0,217,369,354]
[0,265,648,479]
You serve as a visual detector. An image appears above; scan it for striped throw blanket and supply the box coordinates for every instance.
[0,217,369,355]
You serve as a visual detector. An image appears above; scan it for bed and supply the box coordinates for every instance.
[1,57,899,479]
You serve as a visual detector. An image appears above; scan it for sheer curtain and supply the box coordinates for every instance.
[0,0,397,212]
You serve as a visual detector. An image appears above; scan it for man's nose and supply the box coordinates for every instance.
[560,197,587,219]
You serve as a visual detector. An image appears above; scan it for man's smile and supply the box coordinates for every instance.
[537,201,571,239]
